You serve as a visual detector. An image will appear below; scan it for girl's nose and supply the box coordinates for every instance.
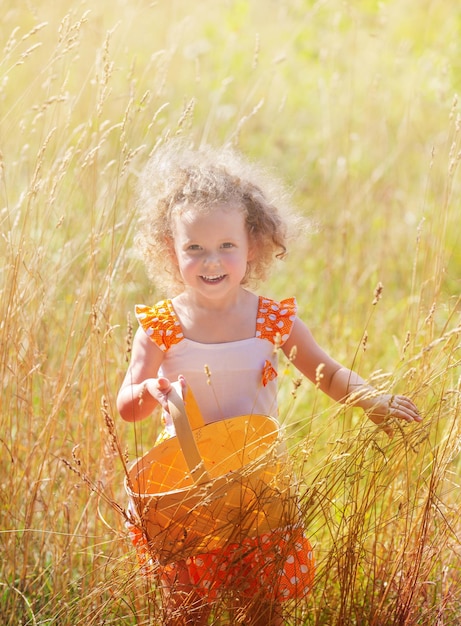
[203,252,220,267]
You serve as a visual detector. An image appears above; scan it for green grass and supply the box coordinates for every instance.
[1,0,461,623]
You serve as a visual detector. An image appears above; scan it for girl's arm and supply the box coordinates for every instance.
[117,326,172,422]
[283,317,421,436]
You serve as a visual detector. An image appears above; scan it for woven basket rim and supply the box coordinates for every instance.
[125,412,285,498]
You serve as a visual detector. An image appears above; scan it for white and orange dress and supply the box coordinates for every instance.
[129,295,315,601]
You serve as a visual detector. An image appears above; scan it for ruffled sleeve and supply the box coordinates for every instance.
[255,297,297,346]
[135,300,184,352]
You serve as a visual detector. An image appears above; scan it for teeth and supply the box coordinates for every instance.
[202,275,224,281]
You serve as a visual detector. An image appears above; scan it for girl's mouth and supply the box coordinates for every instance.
[200,274,225,284]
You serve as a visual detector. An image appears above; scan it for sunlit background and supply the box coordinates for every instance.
[1,1,460,623]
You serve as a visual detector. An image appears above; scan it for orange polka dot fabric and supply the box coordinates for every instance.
[127,519,157,576]
[255,297,297,345]
[135,300,184,351]
[184,525,314,601]
[127,518,315,602]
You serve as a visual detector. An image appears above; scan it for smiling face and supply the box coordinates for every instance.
[171,203,253,301]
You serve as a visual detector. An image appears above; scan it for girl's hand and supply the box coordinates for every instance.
[144,377,172,412]
[144,375,186,412]
[365,394,422,438]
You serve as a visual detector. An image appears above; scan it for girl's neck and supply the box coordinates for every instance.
[172,288,259,343]
[175,285,250,312]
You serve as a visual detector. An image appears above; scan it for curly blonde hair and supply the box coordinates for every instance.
[135,140,299,294]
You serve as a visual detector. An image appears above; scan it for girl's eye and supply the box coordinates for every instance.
[221,242,235,249]
[187,244,202,251]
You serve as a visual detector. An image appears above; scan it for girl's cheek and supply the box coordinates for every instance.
[181,257,200,273]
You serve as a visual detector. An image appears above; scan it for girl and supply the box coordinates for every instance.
[117,141,421,625]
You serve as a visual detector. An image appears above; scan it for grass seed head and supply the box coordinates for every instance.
[372,281,383,305]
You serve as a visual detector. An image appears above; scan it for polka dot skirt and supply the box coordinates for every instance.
[128,520,315,602]
[185,525,315,601]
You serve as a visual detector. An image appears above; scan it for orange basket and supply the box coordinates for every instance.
[125,382,297,564]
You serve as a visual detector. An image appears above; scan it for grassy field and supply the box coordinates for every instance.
[1,0,461,624]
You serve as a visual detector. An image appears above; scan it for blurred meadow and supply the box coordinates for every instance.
[1,0,461,624]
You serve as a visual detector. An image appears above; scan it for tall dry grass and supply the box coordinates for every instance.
[1,1,460,624]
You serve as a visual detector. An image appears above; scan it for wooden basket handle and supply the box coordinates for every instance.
[168,381,211,484]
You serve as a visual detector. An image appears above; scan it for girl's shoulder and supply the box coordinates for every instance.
[256,296,297,345]
[135,300,183,352]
